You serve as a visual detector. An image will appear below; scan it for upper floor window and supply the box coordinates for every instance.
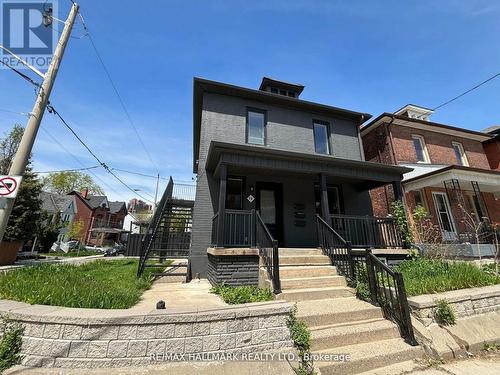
[411,135,430,163]
[247,109,266,145]
[451,142,468,166]
[313,121,330,155]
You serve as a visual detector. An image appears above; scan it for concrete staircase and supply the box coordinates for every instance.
[274,248,422,374]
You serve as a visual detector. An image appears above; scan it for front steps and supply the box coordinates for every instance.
[272,247,422,374]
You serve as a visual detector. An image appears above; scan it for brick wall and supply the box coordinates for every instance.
[207,254,259,286]
[391,125,490,168]
[483,139,500,171]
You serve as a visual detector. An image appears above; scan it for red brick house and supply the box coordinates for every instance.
[69,189,128,247]
[482,126,500,171]
[361,105,500,249]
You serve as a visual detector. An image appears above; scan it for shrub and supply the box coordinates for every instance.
[287,306,316,375]
[210,284,273,304]
[434,299,456,326]
[0,316,24,372]
[391,200,413,246]
[355,264,371,301]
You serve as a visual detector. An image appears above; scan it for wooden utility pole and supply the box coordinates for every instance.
[0,3,80,244]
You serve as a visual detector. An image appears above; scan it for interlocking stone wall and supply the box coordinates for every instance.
[408,284,500,326]
[0,299,293,368]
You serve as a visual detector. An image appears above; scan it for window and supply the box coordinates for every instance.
[413,190,427,210]
[313,121,330,155]
[452,142,468,166]
[411,135,429,163]
[226,177,243,209]
[247,109,265,145]
[314,185,342,215]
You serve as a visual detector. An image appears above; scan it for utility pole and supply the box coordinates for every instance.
[0,3,79,244]
[153,173,160,213]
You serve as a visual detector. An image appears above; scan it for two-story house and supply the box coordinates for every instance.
[190,77,410,285]
[39,191,77,243]
[361,105,500,252]
[69,189,128,247]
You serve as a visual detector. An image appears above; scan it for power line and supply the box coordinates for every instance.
[0,108,31,117]
[111,167,195,184]
[35,165,101,174]
[77,12,159,174]
[0,59,41,88]
[432,72,500,111]
[46,104,154,203]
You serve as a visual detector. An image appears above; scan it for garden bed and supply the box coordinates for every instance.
[0,259,167,309]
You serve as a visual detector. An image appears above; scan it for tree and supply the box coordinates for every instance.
[36,212,63,251]
[42,170,104,195]
[1,126,43,242]
[66,219,85,242]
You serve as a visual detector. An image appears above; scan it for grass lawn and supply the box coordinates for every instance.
[38,250,103,257]
[210,284,274,304]
[0,259,169,309]
[396,258,500,296]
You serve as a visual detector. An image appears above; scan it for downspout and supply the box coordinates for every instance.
[358,114,367,161]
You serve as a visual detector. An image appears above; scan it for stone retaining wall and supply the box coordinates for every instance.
[0,299,293,368]
[408,284,500,326]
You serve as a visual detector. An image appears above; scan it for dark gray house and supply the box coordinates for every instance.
[190,77,410,286]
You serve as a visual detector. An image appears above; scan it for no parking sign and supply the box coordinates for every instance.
[0,176,22,198]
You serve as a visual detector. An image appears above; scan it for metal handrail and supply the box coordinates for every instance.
[256,211,281,294]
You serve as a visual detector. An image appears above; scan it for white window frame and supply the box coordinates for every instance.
[451,141,469,167]
[431,191,457,241]
[411,134,430,163]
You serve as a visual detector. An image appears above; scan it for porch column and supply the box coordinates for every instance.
[216,164,227,247]
[320,173,330,221]
[392,180,403,201]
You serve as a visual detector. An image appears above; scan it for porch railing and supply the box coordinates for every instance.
[316,215,355,279]
[256,211,281,294]
[329,214,403,248]
[211,209,254,247]
[365,249,417,345]
[316,214,416,345]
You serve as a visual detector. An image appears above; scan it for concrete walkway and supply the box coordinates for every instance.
[131,278,227,311]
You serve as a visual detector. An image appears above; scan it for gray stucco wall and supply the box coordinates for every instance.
[190,92,366,276]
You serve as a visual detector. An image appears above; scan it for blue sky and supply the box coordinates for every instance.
[1,0,499,203]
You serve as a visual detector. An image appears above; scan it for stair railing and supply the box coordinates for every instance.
[255,210,281,294]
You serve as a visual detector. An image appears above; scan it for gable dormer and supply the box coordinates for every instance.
[259,77,304,99]
[395,104,434,121]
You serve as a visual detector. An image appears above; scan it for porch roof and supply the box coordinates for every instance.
[206,141,412,187]
[403,165,500,193]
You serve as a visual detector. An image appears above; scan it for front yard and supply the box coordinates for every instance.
[0,259,167,309]
[396,258,500,296]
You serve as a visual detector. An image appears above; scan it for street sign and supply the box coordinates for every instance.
[0,176,22,198]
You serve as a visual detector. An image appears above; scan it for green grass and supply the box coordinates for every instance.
[210,284,274,304]
[396,258,500,296]
[39,250,103,257]
[0,259,168,309]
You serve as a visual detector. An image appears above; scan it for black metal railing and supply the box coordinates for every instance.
[316,215,355,280]
[256,211,281,294]
[329,214,403,248]
[365,249,417,345]
[210,209,254,247]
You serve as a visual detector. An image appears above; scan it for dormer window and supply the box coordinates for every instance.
[259,77,304,99]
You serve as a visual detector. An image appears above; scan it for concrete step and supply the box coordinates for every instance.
[279,265,338,278]
[279,255,331,266]
[276,287,354,302]
[310,318,400,350]
[296,297,384,326]
[314,338,422,375]
[281,275,347,290]
[279,248,323,256]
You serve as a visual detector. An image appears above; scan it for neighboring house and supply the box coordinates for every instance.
[123,212,151,234]
[361,104,500,250]
[39,191,77,242]
[190,77,410,279]
[69,189,128,246]
[127,198,152,213]
[482,125,500,171]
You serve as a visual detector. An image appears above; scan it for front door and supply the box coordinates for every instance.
[256,182,283,245]
[432,192,457,241]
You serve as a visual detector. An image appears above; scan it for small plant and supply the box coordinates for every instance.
[434,299,456,326]
[482,342,500,352]
[355,264,371,302]
[287,306,316,375]
[0,316,24,372]
[210,284,273,304]
[391,200,413,247]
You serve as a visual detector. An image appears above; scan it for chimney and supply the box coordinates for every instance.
[80,188,89,199]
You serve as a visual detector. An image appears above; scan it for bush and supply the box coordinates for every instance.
[210,284,274,304]
[0,316,24,372]
[396,258,500,296]
[434,299,456,325]
[355,264,371,301]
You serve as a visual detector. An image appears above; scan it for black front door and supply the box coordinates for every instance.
[256,182,283,245]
